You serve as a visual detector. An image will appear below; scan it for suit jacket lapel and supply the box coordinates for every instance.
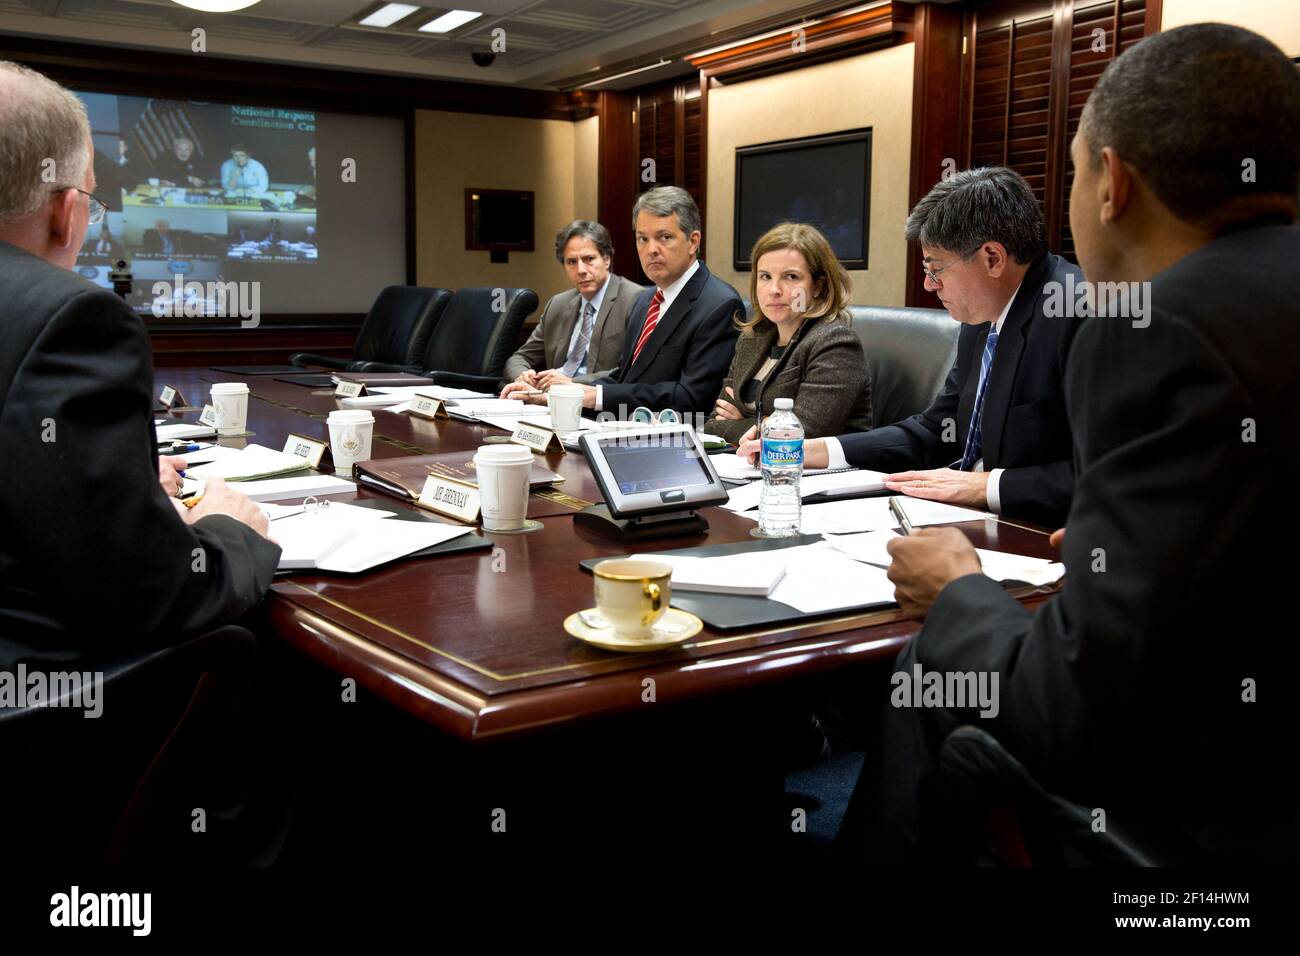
[626,262,708,381]
[978,254,1048,465]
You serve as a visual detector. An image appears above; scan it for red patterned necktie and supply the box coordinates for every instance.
[629,289,665,366]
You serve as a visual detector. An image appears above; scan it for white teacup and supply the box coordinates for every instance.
[546,383,585,434]
[327,409,374,474]
[472,443,534,531]
[592,558,672,640]
[210,382,249,435]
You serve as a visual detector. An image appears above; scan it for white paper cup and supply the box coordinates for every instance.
[546,384,585,434]
[327,409,374,473]
[473,443,534,532]
[592,558,672,639]
[210,382,249,435]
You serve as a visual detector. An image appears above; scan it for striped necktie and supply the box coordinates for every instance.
[958,328,1000,471]
[629,289,664,366]
[562,299,596,376]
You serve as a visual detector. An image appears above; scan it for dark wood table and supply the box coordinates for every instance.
[159,366,1062,743]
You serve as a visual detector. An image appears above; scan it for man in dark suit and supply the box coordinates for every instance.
[500,220,642,392]
[783,167,1085,528]
[0,61,279,677]
[512,187,741,419]
[841,24,1300,863]
[0,61,283,862]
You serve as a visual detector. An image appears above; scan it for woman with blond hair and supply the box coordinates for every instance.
[703,221,872,444]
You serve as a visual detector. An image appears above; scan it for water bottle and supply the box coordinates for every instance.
[759,397,803,537]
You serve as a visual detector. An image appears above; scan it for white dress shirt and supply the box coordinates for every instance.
[823,281,1022,512]
[595,259,700,412]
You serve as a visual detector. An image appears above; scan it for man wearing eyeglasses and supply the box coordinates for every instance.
[0,62,282,682]
[0,61,283,862]
[742,167,1086,528]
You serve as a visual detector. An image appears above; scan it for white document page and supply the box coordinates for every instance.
[766,542,897,613]
[314,520,473,574]
[627,550,788,596]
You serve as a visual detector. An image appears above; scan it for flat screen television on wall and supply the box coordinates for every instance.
[465,188,535,251]
[734,128,872,271]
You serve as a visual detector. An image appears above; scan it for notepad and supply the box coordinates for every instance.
[227,475,356,502]
[628,550,788,596]
[824,529,1064,586]
[185,443,312,482]
[156,422,217,441]
[271,511,360,569]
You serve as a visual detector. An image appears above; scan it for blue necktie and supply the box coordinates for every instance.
[958,329,999,471]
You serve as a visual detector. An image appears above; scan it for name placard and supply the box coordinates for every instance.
[334,380,366,398]
[282,433,329,469]
[158,385,185,409]
[409,392,449,420]
[510,422,563,454]
[198,404,218,427]
[417,474,481,523]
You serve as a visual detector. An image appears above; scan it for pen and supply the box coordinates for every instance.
[180,479,206,509]
[163,441,204,454]
[890,497,915,535]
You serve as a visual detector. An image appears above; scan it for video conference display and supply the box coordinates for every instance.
[74,91,318,313]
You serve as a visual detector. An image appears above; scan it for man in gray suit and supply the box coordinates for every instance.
[500,220,642,396]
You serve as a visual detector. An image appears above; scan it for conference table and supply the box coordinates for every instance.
[156,366,1063,746]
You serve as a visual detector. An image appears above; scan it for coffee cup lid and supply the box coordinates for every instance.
[473,443,533,464]
[328,409,374,423]
[210,382,249,394]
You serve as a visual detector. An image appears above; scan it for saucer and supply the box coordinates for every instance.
[564,607,703,653]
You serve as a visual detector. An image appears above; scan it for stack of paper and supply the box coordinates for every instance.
[445,398,526,419]
[627,550,788,596]
[185,443,313,482]
[766,541,897,613]
[272,511,359,569]
[266,504,472,573]
[227,474,356,502]
[729,495,991,533]
[340,392,420,408]
[377,385,492,399]
[156,422,216,441]
[719,469,887,506]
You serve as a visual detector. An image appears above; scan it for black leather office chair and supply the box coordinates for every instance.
[848,305,959,427]
[925,725,1205,866]
[418,287,538,391]
[289,285,452,371]
[0,625,287,864]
